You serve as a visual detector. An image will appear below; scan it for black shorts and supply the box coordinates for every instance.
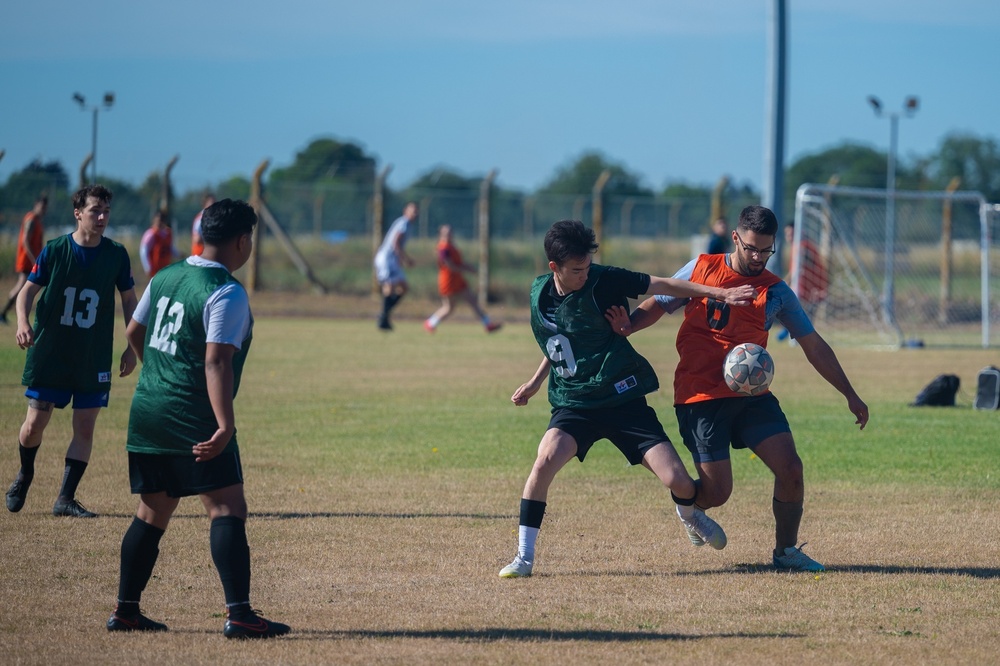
[548,397,670,465]
[675,393,790,463]
[128,449,244,498]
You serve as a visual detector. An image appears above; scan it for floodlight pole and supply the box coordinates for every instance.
[868,95,918,329]
[73,92,115,184]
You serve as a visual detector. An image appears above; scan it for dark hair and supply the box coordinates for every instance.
[36,194,48,206]
[200,198,257,245]
[543,220,598,265]
[737,205,778,236]
[72,184,113,210]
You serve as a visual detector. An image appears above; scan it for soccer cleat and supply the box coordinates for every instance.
[6,476,32,513]
[498,555,533,578]
[107,610,168,632]
[223,611,291,639]
[377,317,393,331]
[678,508,727,550]
[52,497,98,518]
[773,543,825,572]
[485,322,503,333]
[423,320,435,333]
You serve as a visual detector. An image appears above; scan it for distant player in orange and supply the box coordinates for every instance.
[191,193,215,257]
[423,225,501,334]
[784,222,828,313]
[2,196,47,324]
[139,211,178,279]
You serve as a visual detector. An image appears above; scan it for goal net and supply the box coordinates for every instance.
[788,184,999,349]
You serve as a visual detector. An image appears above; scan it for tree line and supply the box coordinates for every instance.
[2,132,998,240]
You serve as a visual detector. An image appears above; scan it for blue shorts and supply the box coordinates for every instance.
[25,386,109,409]
[548,397,670,465]
[675,393,790,463]
[128,450,244,498]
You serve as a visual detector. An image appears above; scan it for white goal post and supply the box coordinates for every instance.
[789,184,998,349]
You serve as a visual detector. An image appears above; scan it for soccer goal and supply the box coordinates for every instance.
[789,184,999,349]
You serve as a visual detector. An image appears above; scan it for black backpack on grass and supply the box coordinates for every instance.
[910,374,960,407]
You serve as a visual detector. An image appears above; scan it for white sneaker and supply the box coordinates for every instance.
[499,555,533,578]
[773,543,824,572]
[678,508,727,550]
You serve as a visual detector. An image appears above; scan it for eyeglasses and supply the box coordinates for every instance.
[734,232,775,258]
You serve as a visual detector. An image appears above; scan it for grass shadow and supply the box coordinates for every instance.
[286,627,802,642]
[677,563,1000,579]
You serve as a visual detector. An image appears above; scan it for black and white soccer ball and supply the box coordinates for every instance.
[723,342,775,396]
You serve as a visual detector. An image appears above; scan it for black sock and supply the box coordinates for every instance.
[210,516,252,612]
[1,295,15,317]
[58,457,87,500]
[519,498,546,529]
[117,517,165,612]
[383,293,403,316]
[18,443,39,479]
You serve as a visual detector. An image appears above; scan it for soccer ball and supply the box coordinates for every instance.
[723,342,775,396]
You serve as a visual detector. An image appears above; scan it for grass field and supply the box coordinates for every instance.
[1,299,999,665]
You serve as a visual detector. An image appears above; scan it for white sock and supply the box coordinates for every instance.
[427,315,440,327]
[518,526,539,561]
[675,503,696,520]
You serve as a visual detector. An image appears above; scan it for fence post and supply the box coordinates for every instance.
[247,159,270,294]
[477,169,497,311]
[160,155,179,219]
[591,170,611,262]
[939,176,961,324]
[710,175,729,227]
[372,165,392,294]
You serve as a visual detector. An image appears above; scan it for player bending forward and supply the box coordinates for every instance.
[499,220,755,578]
[108,199,289,638]
[610,204,868,572]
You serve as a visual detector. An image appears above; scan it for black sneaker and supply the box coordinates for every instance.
[52,497,98,518]
[6,476,32,513]
[377,318,393,331]
[107,611,168,632]
[223,611,290,639]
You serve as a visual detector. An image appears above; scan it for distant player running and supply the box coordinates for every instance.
[108,199,289,638]
[424,224,502,333]
[374,202,417,330]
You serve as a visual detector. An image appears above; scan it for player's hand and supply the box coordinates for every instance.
[848,395,869,431]
[604,305,632,336]
[193,427,233,462]
[511,381,541,406]
[722,284,757,306]
[15,323,34,350]
[120,346,138,377]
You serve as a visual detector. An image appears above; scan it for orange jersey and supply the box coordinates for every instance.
[437,240,468,296]
[141,227,175,278]
[674,253,781,404]
[15,212,44,273]
[191,211,205,256]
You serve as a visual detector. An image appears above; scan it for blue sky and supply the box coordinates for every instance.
[2,1,998,195]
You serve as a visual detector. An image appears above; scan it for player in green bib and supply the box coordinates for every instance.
[108,199,289,639]
[6,184,137,519]
[499,220,755,578]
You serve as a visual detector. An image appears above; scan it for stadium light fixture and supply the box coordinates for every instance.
[867,95,920,329]
[72,91,115,185]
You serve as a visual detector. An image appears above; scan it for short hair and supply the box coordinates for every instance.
[543,220,599,265]
[72,184,113,210]
[737,205,778,236]
[200,198,257,245]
